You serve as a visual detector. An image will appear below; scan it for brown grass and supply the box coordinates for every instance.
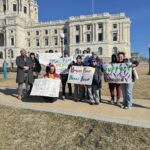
[0,106,149,150]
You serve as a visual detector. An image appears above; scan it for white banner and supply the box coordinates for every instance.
[49,57,73,74]
[38,53,61,66]
[30,78,61,97]
[103,63,132,83]
[67,66,95,85]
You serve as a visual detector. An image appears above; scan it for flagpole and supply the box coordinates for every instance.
[92,0,94,14]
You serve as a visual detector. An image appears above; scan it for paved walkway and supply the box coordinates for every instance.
[0,87,150,128]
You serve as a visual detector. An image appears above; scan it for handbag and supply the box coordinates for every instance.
[133,68,139,80]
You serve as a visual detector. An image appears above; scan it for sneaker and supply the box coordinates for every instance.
[124,106,131,110]
[116,101,121,106]
[62,96,65,100]
[18,95,22,100]
[95,102,100,105]
[110,99,115,104]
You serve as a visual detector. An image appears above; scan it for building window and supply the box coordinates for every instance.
[98,47,103,55]
[75,48,81,54]
[3,4,6,13]
[87,48,91,53]
[27,32,30,36]
[45,38,49,46]
[45,30,48,35]
[54,29,57,34]
[11,38,14,46]
[98,33,103,41]
[24,6,27,14]
[64,37,67,45]
[113,24,117,29]
[11,50,14,58]
[98,23,103,29]
[27,39,31,47]
[113,47,118,54]
[76,35,80,43]
[112,32,118,41]
[0,52,3,59]
[76,25,80,31]
[36,39,40,47]
[54,37,58,45]
[87,24,91,30]
[63,28,67,34]
[13,4,17,12]
[36,31,39,35]
[87,34,91,43]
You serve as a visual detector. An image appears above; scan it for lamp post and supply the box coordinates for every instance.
[148,45,150,75]
[60,32,65,58]
[2,21,7,80]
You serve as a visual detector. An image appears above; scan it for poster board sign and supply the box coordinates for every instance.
[73,54,91,62]
[49,57,73,74]
[67,66,95,85]
[30,78,61,97]
[103,63,132,83]
[38,53,61,66]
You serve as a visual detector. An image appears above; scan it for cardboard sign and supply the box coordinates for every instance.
[67,66,95,85]
[49,57,73,74]
[30,78,61,97]
[103,63,132,83]
[38,53,61,66]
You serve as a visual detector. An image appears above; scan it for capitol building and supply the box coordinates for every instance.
[0,0,131,67]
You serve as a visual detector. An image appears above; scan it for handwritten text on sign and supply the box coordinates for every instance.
[67,66,95,85]
[103,63,132,83]
[38,53,61,66]
[30,78,61,97]
[49,57,73,74]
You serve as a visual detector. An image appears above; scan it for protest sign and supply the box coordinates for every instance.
[38,53,61,66]
[67,66,95,85]
[30,78,61,97]
[49,57,73,74]
[103,63,132,83]
[73,54,91,63]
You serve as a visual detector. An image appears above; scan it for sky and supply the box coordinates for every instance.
[37,0,150,58]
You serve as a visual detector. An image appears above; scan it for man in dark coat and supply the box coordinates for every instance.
[16,49,33,100]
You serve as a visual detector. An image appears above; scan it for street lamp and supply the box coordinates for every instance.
[2,20,7,80]
[60,32,65,58]
[148,45,150,75]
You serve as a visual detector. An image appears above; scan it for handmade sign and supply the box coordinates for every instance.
[30,78,61,97]
[49,57,73,74]
[73,54,91,63]
[38,53,61,66]
[103,63,132,83]
[67,66,95,85]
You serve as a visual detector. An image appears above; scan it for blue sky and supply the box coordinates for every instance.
[37,0,150,58]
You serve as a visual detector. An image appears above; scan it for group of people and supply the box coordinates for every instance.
[16,49,139,109]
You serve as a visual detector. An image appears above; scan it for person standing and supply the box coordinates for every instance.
[87,58,102,105]
[28,52,41,94]
[73,55,84,101]
[60,53,72,100]
[117,52,139,109]
[16,49,33,100]
[109,54,122,105]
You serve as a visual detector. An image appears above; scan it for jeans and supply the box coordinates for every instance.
[121,83,134,107]
[18,73,29,96]
[87,85,101,103]
[74,84,84,100]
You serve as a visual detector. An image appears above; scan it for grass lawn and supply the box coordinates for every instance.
[0,106,149,150]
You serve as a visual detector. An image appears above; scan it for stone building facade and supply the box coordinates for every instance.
[0,0,131,67]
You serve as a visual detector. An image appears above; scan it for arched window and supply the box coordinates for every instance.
[0,52,3,59]
[98,47,103,55]
[113,47,118,54]
[86,48,91,53]
[75,48,81,54]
